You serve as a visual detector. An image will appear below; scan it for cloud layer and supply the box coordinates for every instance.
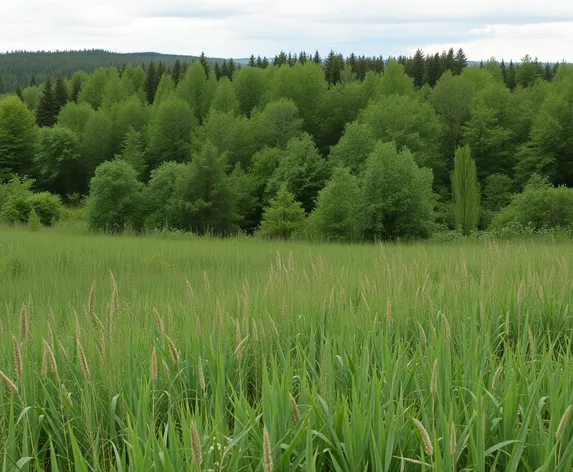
[2,0,572,61]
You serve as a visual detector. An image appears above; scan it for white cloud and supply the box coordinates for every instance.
[1,0,573,61]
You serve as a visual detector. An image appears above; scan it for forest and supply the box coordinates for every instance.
[1,47,572,241]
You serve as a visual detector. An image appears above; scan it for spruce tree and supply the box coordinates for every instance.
[506,61,517,90]
[259,185,306,239]
[446,48,455,71]
[36,77,57,127]
[199,52,210,76]
[454,48,468,75]
[157,61,166,81]
[452,145,480,235]
[214,62,222,80]
[145,61,159,104]
[226,59,236,79]
[411,49,426,88]
[313,51,322,64]
[256,56,263,68]
[248,55,256,67]
[15,86,24,102]
[53,74,68,116]
[172,59,182,84]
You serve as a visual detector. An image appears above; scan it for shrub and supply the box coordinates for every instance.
[28,192,64,226]
[492,176,573,231]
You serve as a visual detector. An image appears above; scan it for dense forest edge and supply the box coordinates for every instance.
[1,47,573,242]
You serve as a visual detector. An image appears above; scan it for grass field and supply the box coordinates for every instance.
[2,227,573,471]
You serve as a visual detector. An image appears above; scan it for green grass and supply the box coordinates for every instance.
[1,227,573,470]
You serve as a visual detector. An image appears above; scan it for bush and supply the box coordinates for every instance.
[492,176,573,231]
[28,209,41,231]
[86,160,145,234]
[28,192,64,226]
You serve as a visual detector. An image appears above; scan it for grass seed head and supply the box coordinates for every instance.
[153,308,164,335]
[263,427,273,472]
[20,303,28,340]
[412,418,433,456]
[166,336,180,364]
[418,322,427,345]
[150,346,157,382]
[43,339,58,377]
[191,422,202,465]
[492,365,503,390]
[198,357,205,392]
[556,406,572,442]
[289,393,300,422]
[76,338,90,380]
[450,422,457,457]
[12,336,22,379]
[0,370,18,395]
[430,359,438,398]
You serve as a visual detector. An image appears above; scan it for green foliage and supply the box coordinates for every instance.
[268,134,330,213]
[116,128,146,179]
[27,208,41,231]
[144,161,185,229]
[358,94,442,171]
[0,95,38,179]
[36,76,57,127]
[328,121,376,175]
[253,98,303,149]
[145,97,196,171]
[358,141,435,240]
[452,145,480,235]
[259,185,306,239]
[34,126,84,196]
[308,167,360,241]
[211,77,239,115]
[483,173,514,211]
[492,176,573,230]
[170,142,238,235]
[86,159,145,233]
[28,191,64,226]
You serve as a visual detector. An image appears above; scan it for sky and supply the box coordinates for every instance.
[2,0,573,62]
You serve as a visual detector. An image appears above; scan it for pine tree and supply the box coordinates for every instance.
[259,185,306,239]
[30,75,36,86]
[248,55,256,67]
[452,145,480,235]
[262,57,269,68]
[313,51,322,64]
[325,51,343,85]
[36,77,57,127]
[145,61,159,104]
[214,62,222,80]
[500,60,507,84]
[411,49,425,88]
[425,52,442,87]
[506,60,517,90]
[15,86,24,102]
[172,59,182,84]
[256,56,263,68]
[157,62,167,81]
[199,52,210,76]
[454,48,468,75]
[445,48,455,72]
[226,59,236,79]
[0,77,4,94]
[53,74,68,116]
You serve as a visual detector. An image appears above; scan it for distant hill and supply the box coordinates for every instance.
[0,49,231,92]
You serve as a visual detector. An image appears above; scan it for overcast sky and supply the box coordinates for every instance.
[2,0,573,61]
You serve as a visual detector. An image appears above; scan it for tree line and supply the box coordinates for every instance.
[1,48,573,240]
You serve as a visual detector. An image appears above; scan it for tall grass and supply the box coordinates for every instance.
[1,227,573,470]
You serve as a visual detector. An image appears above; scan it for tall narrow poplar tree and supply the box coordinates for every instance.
[452,145,480,235]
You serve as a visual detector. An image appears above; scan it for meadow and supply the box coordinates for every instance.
[1,227,573,471]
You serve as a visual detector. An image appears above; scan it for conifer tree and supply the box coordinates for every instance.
[454,48,468,75]
[452,144,480,235]
[15,86,24,102]
[199,52,210,76]
[411,49,426,88]
[313,51,322,64]
[172,59,182,84]
[259,185,306,239]
[445,48,456,71]
[53,74,68,116]
[256,56,263,68]
[214,62,222,80]
[248,55,256,67]
[144,61,159,104]
[506,61,517,90]
[36,77,57,127]
[157,62,166,81]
